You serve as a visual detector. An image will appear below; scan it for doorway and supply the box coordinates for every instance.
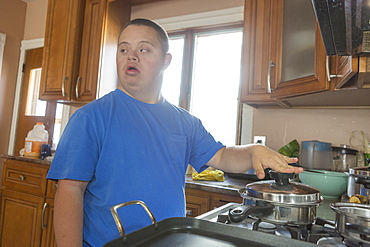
[13,47,57,155]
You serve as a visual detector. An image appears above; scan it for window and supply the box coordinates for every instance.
[25,68,46,116]
[162,25,243,145]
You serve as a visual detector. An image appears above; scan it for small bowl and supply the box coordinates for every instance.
[299,169,348,199]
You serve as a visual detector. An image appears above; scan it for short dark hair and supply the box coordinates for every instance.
[121,18,169,54]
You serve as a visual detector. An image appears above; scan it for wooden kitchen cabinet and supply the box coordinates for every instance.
[39,0,131,103]
[240,0,356,107]
[185,188,242,217]
[0,159,56,247]
[39,0,84,102]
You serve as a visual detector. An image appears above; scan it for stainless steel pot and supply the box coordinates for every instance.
[231,173,323,225]
[347,166,370,199]
[331,202,370,244]
[238,181,323,225]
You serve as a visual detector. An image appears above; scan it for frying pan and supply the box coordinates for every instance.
[103,200,317,247]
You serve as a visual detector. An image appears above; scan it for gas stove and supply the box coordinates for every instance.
[196,202,370,247]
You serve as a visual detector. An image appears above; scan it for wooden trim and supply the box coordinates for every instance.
[154,6,244,32]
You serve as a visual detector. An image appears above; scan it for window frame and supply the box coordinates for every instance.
[167,23,244,145]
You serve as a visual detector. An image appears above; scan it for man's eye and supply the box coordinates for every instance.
[120,49,128,53]
[140,49,149,52]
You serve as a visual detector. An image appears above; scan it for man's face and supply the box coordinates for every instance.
[116,25,172,103]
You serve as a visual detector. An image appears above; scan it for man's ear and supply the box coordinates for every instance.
[163,53,172,70]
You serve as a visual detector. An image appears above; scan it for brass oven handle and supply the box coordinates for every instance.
[110,200,156,237]
[267,60,275,94]
[42,203,48,230]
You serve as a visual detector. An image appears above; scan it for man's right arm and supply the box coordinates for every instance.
[53,179,88,247]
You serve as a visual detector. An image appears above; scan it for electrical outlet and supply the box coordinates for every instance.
[253,135,266,145]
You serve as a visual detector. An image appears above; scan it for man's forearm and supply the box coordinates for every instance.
[207,145,301,179]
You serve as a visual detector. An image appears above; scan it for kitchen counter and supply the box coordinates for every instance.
[1,154,51,166]
[185,173,256,197]
[2,155,338,220]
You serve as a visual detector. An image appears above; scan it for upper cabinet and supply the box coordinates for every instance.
[240,0,367,108]
[39,0,131,103]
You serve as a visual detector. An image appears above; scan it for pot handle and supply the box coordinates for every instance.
[346,223,370,236]
[110,200,157,237]
[228,204,274,223]
[355,177,370,189]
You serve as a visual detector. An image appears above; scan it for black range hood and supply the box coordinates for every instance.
[312,0,370,56]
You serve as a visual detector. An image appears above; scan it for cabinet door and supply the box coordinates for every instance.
[0,190,44,247]
[185,194,210,217]
[76,0,130,102]
[331,55,358,89]
[74,0,106,102]
[270,0,329,99]
[39,0,85,101]
[41,199,56,247]
[240,0,282,106]
[185,189,211,217]
[240,0,330,106]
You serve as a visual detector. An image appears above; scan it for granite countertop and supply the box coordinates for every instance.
[1,154,51,166]
[2,154,338,220]
[185,173,256,196]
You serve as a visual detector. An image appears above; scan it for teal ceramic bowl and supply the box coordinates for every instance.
[299,169,348,199]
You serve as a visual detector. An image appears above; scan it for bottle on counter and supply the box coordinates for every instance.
[24,122,49,158]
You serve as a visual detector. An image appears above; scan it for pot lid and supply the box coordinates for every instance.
[332,146,358,155]
[240,180,323,205]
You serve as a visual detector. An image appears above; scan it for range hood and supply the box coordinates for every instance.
[312,0,370,56]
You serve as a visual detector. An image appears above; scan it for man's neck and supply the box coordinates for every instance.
[117,86,162,104]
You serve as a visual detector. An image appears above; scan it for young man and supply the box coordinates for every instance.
[47,19,301,247]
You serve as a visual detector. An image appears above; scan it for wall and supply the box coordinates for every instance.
[23,0,47,40]
[0,0,27,161]
[251,108,370,160]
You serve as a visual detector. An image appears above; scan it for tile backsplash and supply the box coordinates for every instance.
[247,108,370,158]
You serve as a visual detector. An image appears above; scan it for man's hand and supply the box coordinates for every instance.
[250,145,302,179]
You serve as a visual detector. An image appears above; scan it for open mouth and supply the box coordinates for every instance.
[126,65,139,74]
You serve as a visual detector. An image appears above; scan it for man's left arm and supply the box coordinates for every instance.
[207,144,302,179]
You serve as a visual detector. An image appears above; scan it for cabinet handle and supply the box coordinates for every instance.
[267,60,275,93]
[326,56,343,81]
[76,77,81,98]
[186,210,193,216]
[62,76,67,97]
[42,203,49,230]
[19,175,25,180]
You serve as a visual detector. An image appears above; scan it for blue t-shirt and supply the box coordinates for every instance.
[47,89,224,247]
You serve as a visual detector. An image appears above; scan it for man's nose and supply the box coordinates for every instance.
[128,52,138,61]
